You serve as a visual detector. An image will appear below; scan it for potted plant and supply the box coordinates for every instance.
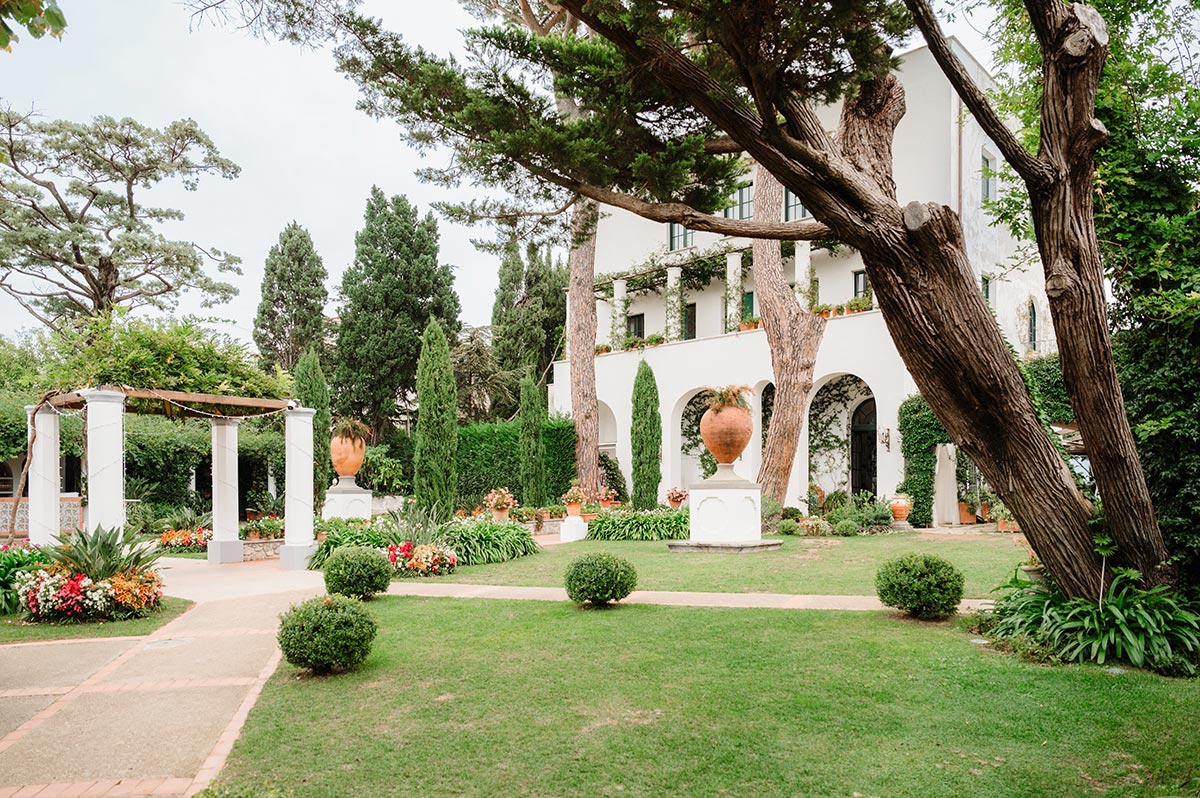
[595,343,612,355]
[830,305,844,317]
[597,486,618,509]
[845,296,872,314]
[666,487,689,509]
[699,385,754,466]
[993,501,1019,532]
[888,493,912,523]
[812,303,833,319]
[1016,540,1045,583]
[484,487,517,522]
[623,334,644,351]
[561,481,588,517]
[581,501,602,522]
[644,333,666,346]
[330,417,371,483]
[957,495,977,525]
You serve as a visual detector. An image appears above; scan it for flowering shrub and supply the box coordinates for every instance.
[109,569,164,613]
[666,487,689,504]
[483,487,517,511]
[159,527,212,552]
[560,481,589,505]
[242,516,285,540]
[597,486,618,503]
[14,565,164,622]
[1,542,51,614]
[385,541,458,577]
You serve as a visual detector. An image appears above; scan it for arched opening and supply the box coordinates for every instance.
[808,374,875,501]
[597,400,618,458]
[678,389,715,485]
[850,398,877,497]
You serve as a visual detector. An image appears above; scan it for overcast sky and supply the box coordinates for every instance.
[0,1,993,348]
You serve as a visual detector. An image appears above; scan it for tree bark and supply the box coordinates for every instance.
[567,200,601,496]
[751,168,826,504]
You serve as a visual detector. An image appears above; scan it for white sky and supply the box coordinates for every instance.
[0,1,993,348]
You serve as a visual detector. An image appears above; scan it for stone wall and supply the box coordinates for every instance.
[242,539,284,561]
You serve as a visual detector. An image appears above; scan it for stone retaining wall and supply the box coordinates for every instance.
[243,539,284,561]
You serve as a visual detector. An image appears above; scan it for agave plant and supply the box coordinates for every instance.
[159,506,214,533]
[46,526,164,581]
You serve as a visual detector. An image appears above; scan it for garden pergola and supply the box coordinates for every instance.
[25,386,317,569]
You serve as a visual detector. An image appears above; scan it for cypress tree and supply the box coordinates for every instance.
[519,376,547,507]
[293,348,332,509]
[253,222,329,371]
[630,360,662,510]
[414,318,458,518]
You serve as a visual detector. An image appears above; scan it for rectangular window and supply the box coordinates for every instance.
[784,189,809,221]
[742,291,755,320]
[626,313,645,340]
[683,303,697,340]
[853,270,870,299]
[981,154,996,201]
[668,222,693,251]
[1028,301,1037,351]
[723,184,755,220]
[981,275,992,303]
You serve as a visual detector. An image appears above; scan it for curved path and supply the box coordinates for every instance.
[0,557,991,797]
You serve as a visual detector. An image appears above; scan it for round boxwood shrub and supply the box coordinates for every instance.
[778,519,800,535]
[832,519,860,537]
[564,553,638,606]
[277,594,378,674]
[875,553,965,620]
[324,546,392,599]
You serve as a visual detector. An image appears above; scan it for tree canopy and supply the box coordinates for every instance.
[254,222,329,371]
[0,0,65,50]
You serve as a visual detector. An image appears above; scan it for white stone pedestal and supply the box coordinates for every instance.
[560,515,588,543]
[670,464,780,554]
[322,476,372,520]
[281,407,316,571]
[208,418,243,564]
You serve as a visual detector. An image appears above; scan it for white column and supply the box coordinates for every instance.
[791,415,811,513]
[80,388,125,532]
[611,278,628,347]
[563,287,572,359]
[725,252,743,332]
[208,418,243,563]
[281,407,316,570]
[933,443,958,527]
[25,405,60,545]
[665,266,683,341]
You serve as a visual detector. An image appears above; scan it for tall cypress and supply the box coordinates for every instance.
[414,318,458,518]
[630,360,662,510]
[519,376,547,507]
[253,222,328,371]
[293,348,332,509]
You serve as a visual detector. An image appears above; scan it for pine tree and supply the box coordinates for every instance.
[253,222,328,371]
[519,376,547,507]
[630,360,662,510]
[413,318,458,518]
[293,348,331,509]
[333,187,461,439]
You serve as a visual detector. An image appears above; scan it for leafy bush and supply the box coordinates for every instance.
[565,553,638,606]
[599,452,628,503]
[277,595,377,674]
[587,508,688,541]
[778,519,800,536]
[358,445,410,495]
[159,506,213,535]
[323,547,392,600]
[46,526,163,581]
[823,490,849,513]
[875,554,965,620]
[440,519,540,566]
[832,519,860,537]
[0,542,51,614]
[760,495,783,535]
[781,506,804,522]
[988,569,1200,675]
[799,518,833,536]
[826,491,893,529]
[310,518,391,569]
[242,516,285,539]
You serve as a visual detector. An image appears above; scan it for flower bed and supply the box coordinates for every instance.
[159,527,212,553]
[1,541,51,614]
[385,541,458,577]
[14,567,164,622]
[586,508,689,541]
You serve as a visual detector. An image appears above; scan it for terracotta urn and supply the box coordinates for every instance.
[699,405,753,464]
[565,502,583,517]
[957,501,976,525]
[330,435,366,478]
[599,499,614,510]
[492,507,510,523]
[668,498,682,510]
[889,494,912,523]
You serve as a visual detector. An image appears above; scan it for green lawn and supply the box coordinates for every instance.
[219,596,1200,798]
[452,532,1022,597]
[0,596,193,643]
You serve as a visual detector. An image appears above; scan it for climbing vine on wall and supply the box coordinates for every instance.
[807,375,869,491]
[895,394,952,529]
[680,392,717,478]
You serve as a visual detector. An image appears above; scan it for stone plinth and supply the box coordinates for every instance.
[666,539,782,554]
[560,516,588,543]
[684,463,763,547]
[322,476,372,520]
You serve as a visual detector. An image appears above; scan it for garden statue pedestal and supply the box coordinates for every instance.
[560,515,588,543]
[669,464,780,554]
[321,476,372,521]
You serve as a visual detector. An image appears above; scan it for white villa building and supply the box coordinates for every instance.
[549,41,1055,509]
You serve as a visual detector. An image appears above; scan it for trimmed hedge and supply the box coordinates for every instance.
[277,595,378,674]
[586,508,688,541]
[456,417,575,509]
[323,546,392,600]
[875,554,964,620]
[895,395,951,529]
[565,553,638,606]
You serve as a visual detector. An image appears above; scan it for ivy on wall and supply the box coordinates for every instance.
[807,375,870,492]
[895,394,952,529]
[680,392,717,479]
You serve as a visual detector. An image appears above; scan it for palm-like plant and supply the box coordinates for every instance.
[46,526,163,581]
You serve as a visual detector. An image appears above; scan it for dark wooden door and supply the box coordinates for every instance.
[850,398,877,497]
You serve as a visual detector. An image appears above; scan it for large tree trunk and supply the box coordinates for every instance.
[567,200,601,496]
[751,168,825,504]
[1026,2,1167,580]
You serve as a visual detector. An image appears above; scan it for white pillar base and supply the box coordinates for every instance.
[688,464,762,543]
[321,477,372,520]
[279,543,316,570]
[208,539,244,564]
[560,516,588,543]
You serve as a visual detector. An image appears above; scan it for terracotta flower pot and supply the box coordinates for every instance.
[700,405,753,464]
[958,501,976,525]
[817,310,831,319]
[668,498,682,510]
[330,435,366,478]
[889,494,912,523]
[492,507,510,523]
[980,502,991,521]
[565,502,583,517]
[600,499,614,510]
[581,513,598,522]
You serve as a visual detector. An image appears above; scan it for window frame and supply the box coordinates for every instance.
[683,302,697,340]
[852,270,870,299]
[723,183,755,220]
[784,189,809,222]
[668,222,694,251]
[626,313,645,340]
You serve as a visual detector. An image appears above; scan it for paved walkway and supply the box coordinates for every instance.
[1,556,991,797]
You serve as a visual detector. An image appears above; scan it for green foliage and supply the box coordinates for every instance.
[832,519,860,537]
[0,111,239,327]
[241,517,285,540]
[293,349,331,509]
[159,506,213,533]
[277,595,378,675]
[414,318,458,519]
[680,392,717,479]
[332,187,460,437]
[875,554,965,620]
[519,377,548,507]
[598,451,628,503]
[630,361,662,510]
[826,491,894,531]
[586,508,688,541]
[760,495,783,535]
[1021,355,1073,424]
[358,446,410,495]
[456,417,576,509]
[193,783,293,798]
[45,527,163,582]
[309,519,391,569]
[989,572,1200,675]
[564,553,638,606]
[778,519,801,536]
[895,395,952,529]
[0,543,51,614]
[440,519,540,566]
[781,507,804,522]
[254,223,329,371]
[0,0,66,49]
[323,546,392,600]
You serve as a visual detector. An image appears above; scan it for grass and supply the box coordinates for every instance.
[219,596,1200,798]
[452,531,1022,598]
[0,596,193,643]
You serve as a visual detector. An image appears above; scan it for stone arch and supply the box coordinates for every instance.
[670,386,715,490]
[807,373,875,501]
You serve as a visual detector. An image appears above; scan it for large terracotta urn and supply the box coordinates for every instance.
[889,494,912,523]
[699,405,753,464]
[330,436,366,479]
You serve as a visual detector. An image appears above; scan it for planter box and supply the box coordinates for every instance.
[243,538,284,561]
